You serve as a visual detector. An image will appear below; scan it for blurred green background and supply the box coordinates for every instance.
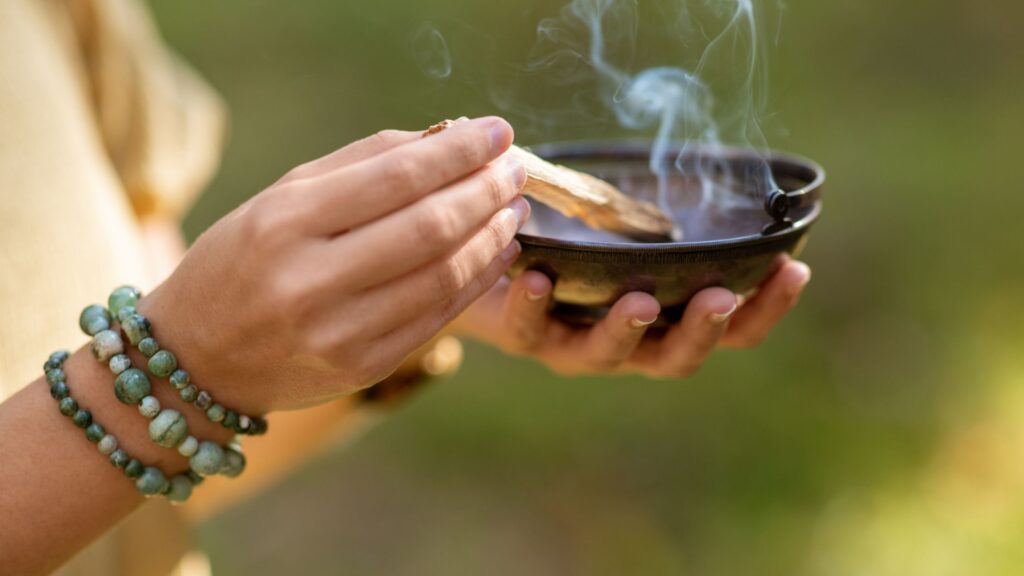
[148,0,1024,574]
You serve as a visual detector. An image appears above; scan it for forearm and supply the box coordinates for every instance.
[0,346,232,574]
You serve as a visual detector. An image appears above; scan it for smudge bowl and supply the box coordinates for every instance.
[510,141,824,326]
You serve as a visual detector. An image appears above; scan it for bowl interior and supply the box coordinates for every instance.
[520,143,820,245]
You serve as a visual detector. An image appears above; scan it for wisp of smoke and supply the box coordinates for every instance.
[532,0,779,223]
[411,22,453,80]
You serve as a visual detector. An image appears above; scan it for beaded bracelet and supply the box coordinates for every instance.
[81,286,267,436]
[80,291,248,479]
[42,350,201,503]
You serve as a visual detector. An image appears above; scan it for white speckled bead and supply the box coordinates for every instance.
[177,436,199,457]
[90,330,124,363]
[148,409,188,448]
[108,354,132,375]
[97,434,118,455]
[138,396,161,419]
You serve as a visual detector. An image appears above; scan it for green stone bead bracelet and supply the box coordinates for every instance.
[80,286,268,437]
[81,321,247,480]
[43,350,200,503]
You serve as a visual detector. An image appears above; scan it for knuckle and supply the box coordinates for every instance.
[483,216,513,255]
[415,203,459,245]
[480,168,511,208]
[435,257,468,296]
[372,129,403,147]
[383,156,419,189]
[283,163,314,182]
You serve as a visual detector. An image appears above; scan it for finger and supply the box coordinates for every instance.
[577,292,660,372]
[281,130,422,182]
[304,116,515,233]
[499,270,554,353]
[340,203,526,341]
[369,240,523,366]
[630,287,737,378]
[721,260,811,349]
[330,160,528,291]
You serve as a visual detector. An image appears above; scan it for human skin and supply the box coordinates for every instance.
[0,117,530,574]
[0,116,810,574]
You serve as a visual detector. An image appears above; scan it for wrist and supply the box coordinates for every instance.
[62,345,233,475]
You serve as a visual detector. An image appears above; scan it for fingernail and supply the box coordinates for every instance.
[489,119,512,153]
[501,240,521,263]
[508,196,530,229]
[526,288,548,302]
[507,160,527,190]
[630,317,657,329]
[787,262,812,297]
[709,303,738,325]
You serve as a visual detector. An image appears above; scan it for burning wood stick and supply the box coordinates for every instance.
[424,120,677,241]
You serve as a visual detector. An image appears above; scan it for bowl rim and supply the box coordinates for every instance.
[515,140,824,253]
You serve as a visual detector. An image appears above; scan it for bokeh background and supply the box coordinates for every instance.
[147,0,1024,574]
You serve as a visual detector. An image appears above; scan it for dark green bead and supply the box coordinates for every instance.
[169,369,190,390]
[251,418,268,435]
[44,350,69,372]
[108,286,141,319]
[109,449,130,469]
[124,459,144,478]
[58,397,78,416]
[179,385,198,403]
[49,381,69,400]
[194,391,212,411]
[114,369,151,405]
[79,304,112,336]
[135,466,168,496]
[148,350,177,378]
[205,404,225,423]
[121,314,151,346]
[71,409,92,428]
[220,448,246,478]
[138,337,160,358]
[186,470,204,485]
[85,423,105,442]
[221,410,238,430]
[45,368,65,386]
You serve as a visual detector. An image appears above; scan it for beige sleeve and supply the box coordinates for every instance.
[68,0,227,219]
[0,2,223,575]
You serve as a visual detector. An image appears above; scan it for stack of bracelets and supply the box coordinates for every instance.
[42,286,268,503]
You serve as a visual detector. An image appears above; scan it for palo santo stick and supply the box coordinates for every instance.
[424,120,677,241]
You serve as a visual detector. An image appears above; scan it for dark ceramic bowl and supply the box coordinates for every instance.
[510,141,824,326]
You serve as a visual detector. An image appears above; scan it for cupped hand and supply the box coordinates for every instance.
[454,255,811,378]
[140,117,529,413]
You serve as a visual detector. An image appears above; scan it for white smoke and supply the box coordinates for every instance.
[531,0,779,222]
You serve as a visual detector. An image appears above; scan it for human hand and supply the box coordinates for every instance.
[454,255,811,378]
[139,117,529,413]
